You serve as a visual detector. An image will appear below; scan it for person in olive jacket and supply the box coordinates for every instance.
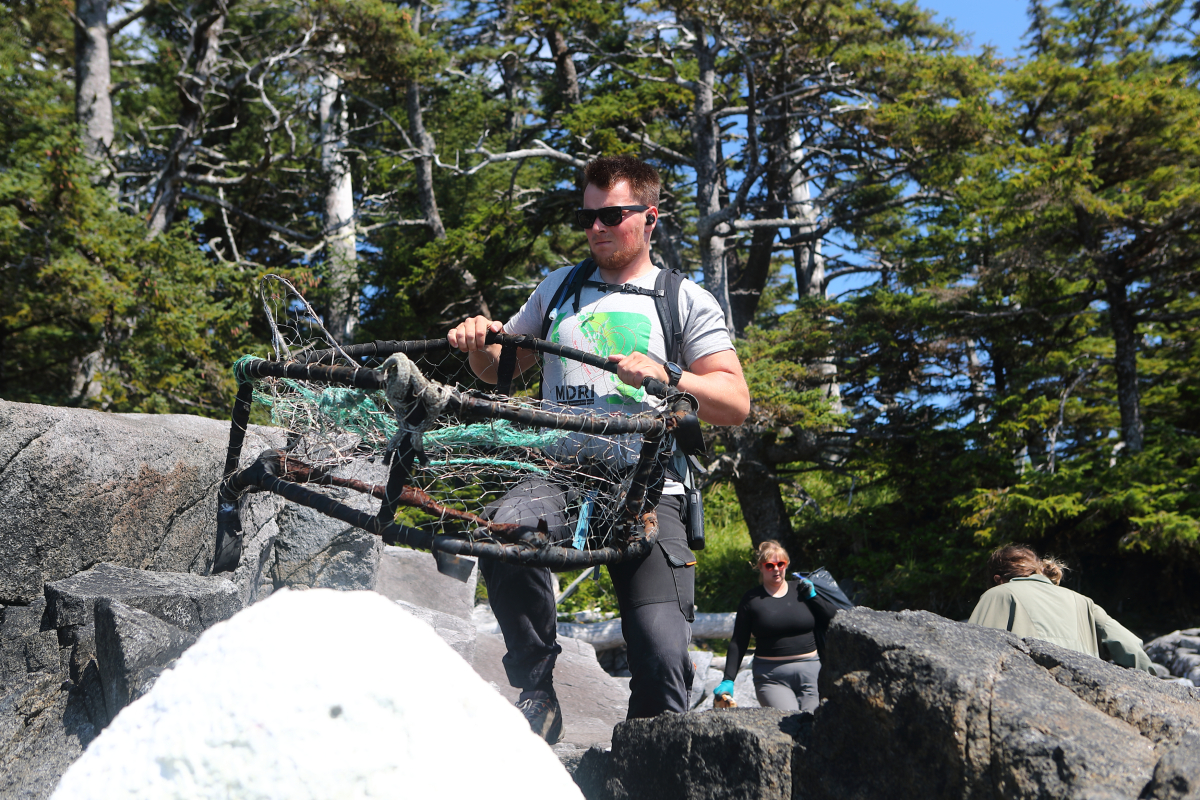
[969,543,1153,673]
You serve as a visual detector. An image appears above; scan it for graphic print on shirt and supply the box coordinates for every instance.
[548,308,651,407]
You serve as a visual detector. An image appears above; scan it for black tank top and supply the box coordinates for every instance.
[723,580,837,681]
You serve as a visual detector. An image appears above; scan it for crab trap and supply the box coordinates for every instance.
[212,276,704,574]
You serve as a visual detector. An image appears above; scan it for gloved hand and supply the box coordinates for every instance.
[797,576,816,599]
[713,679,735,698]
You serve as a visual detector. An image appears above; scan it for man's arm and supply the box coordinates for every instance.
[608,349,750,426]
[447,316,538,383]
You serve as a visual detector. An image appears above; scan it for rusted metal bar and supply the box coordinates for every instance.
[267,451,531,540]
[223,449,660,569]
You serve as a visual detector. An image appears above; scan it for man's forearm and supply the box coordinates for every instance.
[468,346,502,383]
[679,370,750,426]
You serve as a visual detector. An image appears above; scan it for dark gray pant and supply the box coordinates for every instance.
[752,655,821,713]
[480,480,695,719]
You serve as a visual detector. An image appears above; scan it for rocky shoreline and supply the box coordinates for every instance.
[2,399,1197,799]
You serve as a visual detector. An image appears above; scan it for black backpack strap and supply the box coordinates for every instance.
[540,258,596,340]
[654,267,686,365]
[541,261,685,366]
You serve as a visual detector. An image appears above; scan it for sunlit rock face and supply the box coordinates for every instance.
[51,588,583,800]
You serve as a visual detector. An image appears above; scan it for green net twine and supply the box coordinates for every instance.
[422,421,567,450]
[420,457,549,476]
[232,355,264,385]
[266,380,397,442]
[230,356,568,457]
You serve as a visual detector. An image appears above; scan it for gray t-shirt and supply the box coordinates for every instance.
[504,264,733,491]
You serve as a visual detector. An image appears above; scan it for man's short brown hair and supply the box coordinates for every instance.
[583,155,661,207]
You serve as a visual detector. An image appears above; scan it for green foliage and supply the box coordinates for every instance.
[745,0,1200,625]
[694,483,757,613]
[0,9,256,412]
[554,565,620,619]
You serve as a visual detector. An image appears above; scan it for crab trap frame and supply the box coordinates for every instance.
[212,277,704,575]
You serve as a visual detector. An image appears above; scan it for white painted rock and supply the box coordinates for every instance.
[52,588,583,800]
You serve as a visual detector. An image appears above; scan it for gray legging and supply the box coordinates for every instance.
[752,655,821,713]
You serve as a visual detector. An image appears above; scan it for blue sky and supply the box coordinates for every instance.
[819,0,1035,299]
[925,0,1033,58]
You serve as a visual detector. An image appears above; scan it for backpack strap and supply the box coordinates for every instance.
[540,258,596,341]
[655,267,686,365]
[541,260,686,367]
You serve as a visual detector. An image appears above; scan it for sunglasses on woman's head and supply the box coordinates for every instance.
[574,205,650,229]
[761,561,788,570]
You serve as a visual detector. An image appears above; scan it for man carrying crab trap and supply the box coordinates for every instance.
[448,155,750,742]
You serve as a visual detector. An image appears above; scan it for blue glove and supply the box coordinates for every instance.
[713,679,735,698]
[797,576,816,599]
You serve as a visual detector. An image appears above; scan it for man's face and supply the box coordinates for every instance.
[581,180,655,273]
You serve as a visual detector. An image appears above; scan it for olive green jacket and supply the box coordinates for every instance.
[968,574,1153,673]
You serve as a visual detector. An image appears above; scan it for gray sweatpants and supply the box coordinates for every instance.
[752,655,821,713]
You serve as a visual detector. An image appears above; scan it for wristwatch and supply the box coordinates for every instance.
[664,361,684,388]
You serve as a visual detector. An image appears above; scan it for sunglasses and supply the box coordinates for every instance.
[574,205,650,229]
[760,561,788,570]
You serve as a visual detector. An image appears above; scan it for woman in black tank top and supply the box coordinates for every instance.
[713,541,838,712]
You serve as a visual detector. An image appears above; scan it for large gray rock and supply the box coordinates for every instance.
[1141,730,1200,800]
[45,563,239,639]
[690,656,758,713]
[686,649,714,710]
[394,599,476,664]
[270,507,382,591]
[473,632,630,750]
[225,490,283,608]
[374,546,477,621]
[0,599,59,684]
[0,400,283,604]
[599,709,805,800]
[267,460,385,592]
[799,608,1200,800]
[1146,628,1200,684]
[0,672,94,800]
[94,600,196,726]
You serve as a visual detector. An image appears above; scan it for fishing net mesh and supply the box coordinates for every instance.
[239,275,656,556]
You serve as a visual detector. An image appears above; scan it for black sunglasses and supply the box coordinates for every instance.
[574,205,650,229]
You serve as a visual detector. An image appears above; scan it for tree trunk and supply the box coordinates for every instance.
[650,213,684,273]
[966,339,988,425]
[788,130,824,300]
[730,118,785,336]
[547,26,581,110]
[787,130,841,411]
[497,0,523,153]
[688,19,733,336]
[1105,274,1144,453]
[407,4,489,320]
[406,83,446,241]
[74,0,114,180]
[71,0,119,401]
[731,225,774,337]
[723,424,797,552]
[146,2,228,237]
[319,60,358,345]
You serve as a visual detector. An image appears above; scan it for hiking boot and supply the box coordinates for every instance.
[516,691,563,744]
